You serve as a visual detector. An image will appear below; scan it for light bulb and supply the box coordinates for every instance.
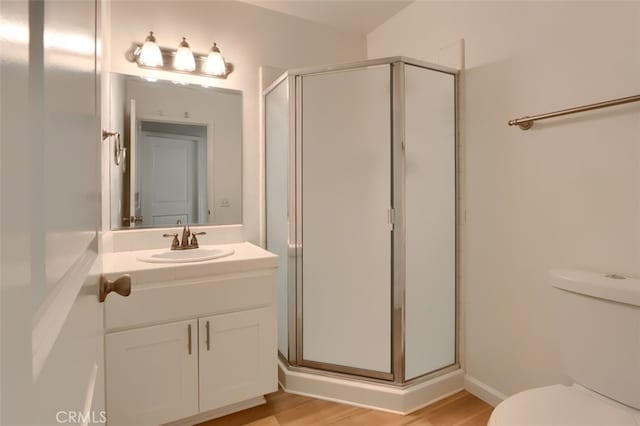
[173,37,196,72]
[138,31,163,67]
[204,42,226,76]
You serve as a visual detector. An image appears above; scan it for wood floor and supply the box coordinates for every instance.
[199,389,493,426]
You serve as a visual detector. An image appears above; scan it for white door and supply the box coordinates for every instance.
[106,320,199,426]
[198,308,277,412]
[139,132,200,226]
[1,0,106,423]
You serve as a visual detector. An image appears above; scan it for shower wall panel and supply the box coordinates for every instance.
[404,65,456,380]
[265,79,291,358]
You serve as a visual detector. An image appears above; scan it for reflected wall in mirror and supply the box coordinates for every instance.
[109,73,242,230]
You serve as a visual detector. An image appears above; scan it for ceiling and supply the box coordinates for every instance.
[238,0,413,35]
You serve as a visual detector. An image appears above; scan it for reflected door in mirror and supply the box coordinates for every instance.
[139,130,207,226]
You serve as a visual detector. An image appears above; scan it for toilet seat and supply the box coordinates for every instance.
[488,384,640,426]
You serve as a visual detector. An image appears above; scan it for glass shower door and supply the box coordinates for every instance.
[300,65,392,378]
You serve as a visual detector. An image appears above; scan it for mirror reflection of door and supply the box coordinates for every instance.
[137,121,208,226]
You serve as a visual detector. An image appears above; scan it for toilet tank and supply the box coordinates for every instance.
[550,269,640,410]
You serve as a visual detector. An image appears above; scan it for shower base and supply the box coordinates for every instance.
[277,359,464,414]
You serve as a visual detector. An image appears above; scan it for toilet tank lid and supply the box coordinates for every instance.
[550,269,640,307]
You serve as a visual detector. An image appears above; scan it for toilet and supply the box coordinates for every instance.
[489,269,640,426]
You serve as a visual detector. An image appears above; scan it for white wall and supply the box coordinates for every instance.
[108,0,367,244]
[368,1,640,397]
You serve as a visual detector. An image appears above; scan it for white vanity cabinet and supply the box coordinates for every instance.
[105,320,200,426]
[102,243,278,426]
[198,308,275,412]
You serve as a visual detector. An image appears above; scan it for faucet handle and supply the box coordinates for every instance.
[163,233,180,250]
[191,231,206,248]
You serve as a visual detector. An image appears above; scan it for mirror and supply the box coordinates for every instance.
[109,73,242,230]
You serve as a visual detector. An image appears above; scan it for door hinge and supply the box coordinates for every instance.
[388,208,396,227]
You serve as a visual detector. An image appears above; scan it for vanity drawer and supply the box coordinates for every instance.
[105,270,276,331]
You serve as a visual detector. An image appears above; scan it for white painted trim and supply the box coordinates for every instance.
[464,374,507,407]
[162,396,266,426]
[401,374,465,414]
[32,246,98,379]
[278,359,464,414]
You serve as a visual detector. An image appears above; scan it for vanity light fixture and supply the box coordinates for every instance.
[126,32,234,79]
[173,37,196,72]
[138,31,163,67]
[204,42,226,76]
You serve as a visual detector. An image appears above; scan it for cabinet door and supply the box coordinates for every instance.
[106,320,199,426]
[199,308,277,412]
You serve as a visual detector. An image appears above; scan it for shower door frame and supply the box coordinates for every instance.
[265,56,460,385]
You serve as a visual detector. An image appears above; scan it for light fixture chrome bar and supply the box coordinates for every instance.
[126,43,234,79]
[508,93,640,130]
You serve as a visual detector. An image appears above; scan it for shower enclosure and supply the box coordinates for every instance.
[265,57,457,385]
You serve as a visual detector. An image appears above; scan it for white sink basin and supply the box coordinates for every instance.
[137,247,235,264]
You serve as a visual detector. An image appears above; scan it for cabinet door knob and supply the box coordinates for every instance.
[99,275,132,303]
[188,324,192,355]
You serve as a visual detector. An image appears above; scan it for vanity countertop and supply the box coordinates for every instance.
[102,242,278,285]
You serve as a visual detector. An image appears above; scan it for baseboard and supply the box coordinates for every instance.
[278,359,465,414]
[162,396,266,426]
[464,374,507,407]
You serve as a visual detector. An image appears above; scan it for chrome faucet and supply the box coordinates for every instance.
[162,222,206,250]
[180,224,191,247]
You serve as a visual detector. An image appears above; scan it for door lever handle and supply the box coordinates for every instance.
[99,274,132,303]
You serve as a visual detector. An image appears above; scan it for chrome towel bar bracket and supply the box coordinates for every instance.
[102,130,126,166]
